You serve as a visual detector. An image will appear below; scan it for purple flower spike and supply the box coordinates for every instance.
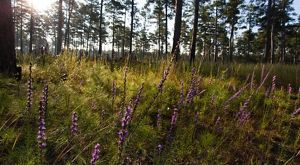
[236,98,251,124]
[26,63,33,111]
[158,65,171,93]
[186,68,197,104]
[37,85,48,151]
[71,112,78,136]
[91,143,101,165]
[118,106,133,150]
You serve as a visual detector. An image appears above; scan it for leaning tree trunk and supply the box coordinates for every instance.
[171,0,183,61]
[189,0,200,65]
[0,0,17,74]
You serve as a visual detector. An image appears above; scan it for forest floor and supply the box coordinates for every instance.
[0,53,300,164]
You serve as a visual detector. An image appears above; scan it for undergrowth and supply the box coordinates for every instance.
[0,53,299,164]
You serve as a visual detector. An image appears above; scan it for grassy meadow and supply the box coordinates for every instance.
[0,52,300,164]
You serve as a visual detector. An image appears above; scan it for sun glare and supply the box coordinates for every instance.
[28,0,53,13]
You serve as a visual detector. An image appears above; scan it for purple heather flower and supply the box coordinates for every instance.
[121,106,133,128]
[236,98,251,124]
[37,85,48,151]
[271,75,276,93]
[292,108,300,116]
[91,143,101,165]
[118,129,128,148]
[132,84,144,111]
[118,106,133,149]
[71,112,78,136]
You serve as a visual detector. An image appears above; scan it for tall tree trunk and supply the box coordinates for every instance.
[122,9,126,58]
[57,0,63,55]
[213,5,218,62]
[271,20,275,63]
[171,0,183,61]
[229,23,235,62]
[129,0,134,57]
[0,0,17,74]
[98,0,104,59]
[280,0,286,63]
[264,0,272,63]
[29,1,34,53]
[112,13,115,60]
[20,2,23,54]
[189,0,200,65]
[165,0,168,56]
[270,0,275,63]
[64,0,74,50]
[158,7,161,57]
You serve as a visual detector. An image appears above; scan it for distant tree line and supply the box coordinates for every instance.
[2,0,300,69]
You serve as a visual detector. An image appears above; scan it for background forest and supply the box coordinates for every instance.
[12,0,300,63]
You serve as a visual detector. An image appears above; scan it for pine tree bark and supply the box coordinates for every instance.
[98,0,104,59]
[57,0,63,55]
[0,0,17,74]
[165,0,168,56]
[29,2,34,53]
[213,5,218,62]
[171,0,183,61]
[190,0,200,65]
[129,0,134,57]
[229,23,234,62]
[264,0,272,63]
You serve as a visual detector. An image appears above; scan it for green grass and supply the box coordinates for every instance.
[0,53,299,164]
